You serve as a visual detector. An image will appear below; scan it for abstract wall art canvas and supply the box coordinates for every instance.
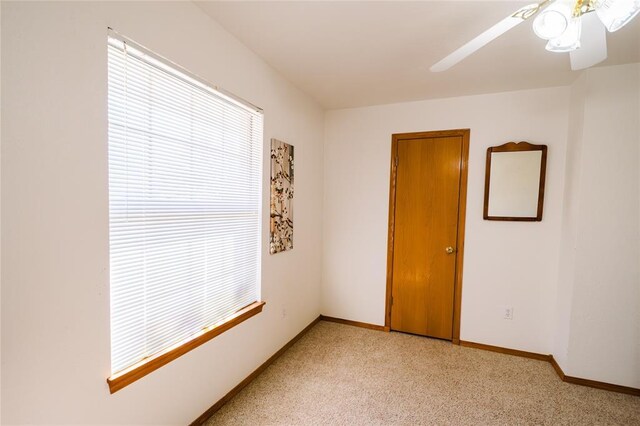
[270,138,294,254]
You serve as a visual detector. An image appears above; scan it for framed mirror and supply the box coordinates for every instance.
[483,141,547,221]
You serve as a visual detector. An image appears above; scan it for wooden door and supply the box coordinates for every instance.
[387,130,469,340]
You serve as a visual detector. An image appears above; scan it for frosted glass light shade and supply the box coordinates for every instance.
[546,17,582,52]
[533,2,571,39]
[595,0,640,32]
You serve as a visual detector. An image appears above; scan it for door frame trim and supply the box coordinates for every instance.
[384,129,470,344]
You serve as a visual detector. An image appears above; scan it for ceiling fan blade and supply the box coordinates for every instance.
[430,2,544,72]
[570,12,607,70]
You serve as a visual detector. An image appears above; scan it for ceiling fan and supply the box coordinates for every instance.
[430,0,640,72]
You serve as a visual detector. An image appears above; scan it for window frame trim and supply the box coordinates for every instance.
[107,301,265,393]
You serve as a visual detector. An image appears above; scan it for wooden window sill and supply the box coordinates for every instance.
[107,301,266,394]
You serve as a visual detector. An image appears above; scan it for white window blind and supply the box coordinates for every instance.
[108,34,263,375]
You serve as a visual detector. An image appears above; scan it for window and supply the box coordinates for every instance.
[107,32,264,393]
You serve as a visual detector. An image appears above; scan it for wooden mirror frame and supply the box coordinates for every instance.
[483,141,547,222]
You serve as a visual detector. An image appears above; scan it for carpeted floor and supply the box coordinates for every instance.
[206,321,640,425]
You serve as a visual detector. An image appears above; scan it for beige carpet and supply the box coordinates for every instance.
[206,321,640,425]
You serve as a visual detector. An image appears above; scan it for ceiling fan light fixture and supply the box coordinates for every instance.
[533,1,571,39]
[595,0,640,32]
[546,16,582,51]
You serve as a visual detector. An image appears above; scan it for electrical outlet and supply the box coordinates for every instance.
[503,306,514,320]
[281,308,287,319]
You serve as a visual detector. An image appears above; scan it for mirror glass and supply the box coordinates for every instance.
[484,142,547,221]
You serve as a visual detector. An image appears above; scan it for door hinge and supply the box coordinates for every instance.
[395,156,399,167]
[390,295,394,306]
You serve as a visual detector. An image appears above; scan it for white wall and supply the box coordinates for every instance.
[1,1,323,424]
[553,73,587,370]
[555,64,640,388]
[323,87,570,355]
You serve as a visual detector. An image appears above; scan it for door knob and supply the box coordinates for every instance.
[445,246,456,254]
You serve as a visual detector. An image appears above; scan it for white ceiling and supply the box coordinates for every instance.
[196,1,640,109]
